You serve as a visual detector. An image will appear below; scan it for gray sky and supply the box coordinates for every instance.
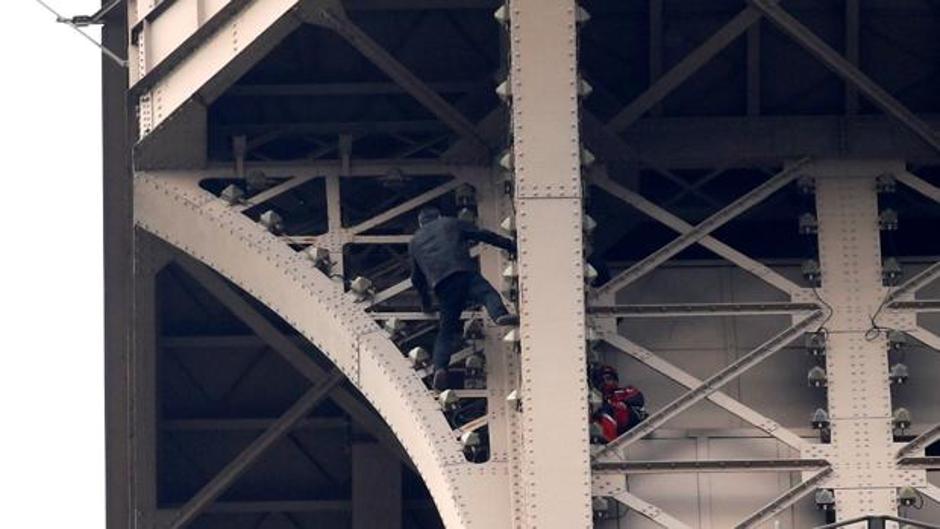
[1,1,105,525]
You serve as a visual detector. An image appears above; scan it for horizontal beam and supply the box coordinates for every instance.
[226,81,484,97]
[157,499,435,514]
[217,120,450,137]
[619,115,940,169]
[589,302,818,318]
[897,456,940,470]
[592,459,828,475]
[750,0,940,154]
[160,417,348,431]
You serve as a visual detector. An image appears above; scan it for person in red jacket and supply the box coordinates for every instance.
[591,364,647,443]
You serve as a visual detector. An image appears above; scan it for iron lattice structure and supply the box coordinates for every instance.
[102,1,940,528]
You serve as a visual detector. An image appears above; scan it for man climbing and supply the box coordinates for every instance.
[409,206,519,391]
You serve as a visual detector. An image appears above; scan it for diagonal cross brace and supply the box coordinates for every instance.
[595,159,811,298]
[165,371,345,529]
[347,178,468,235]
[897,423,940,459]
[172,252,416,472]
[593,311,822,459]
[608,6,765,132]
[303,2,489,155]
[733,467,832,529]
[590,169,806,298]
[611,491,693,529]
[602,333,809,452]
[750,0,940,154]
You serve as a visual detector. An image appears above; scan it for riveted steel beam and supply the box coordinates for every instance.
[508,1,591,527]
[594,311,821,459]
[593,458,828,475]
[595,160,811,298]
[750,0,940,154]
[589,302,819,318]
[164,371,344,529]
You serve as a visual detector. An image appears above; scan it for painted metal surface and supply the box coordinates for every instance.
[133,171,513,529]
[507,0,592,527]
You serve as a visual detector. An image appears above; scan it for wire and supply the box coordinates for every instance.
[810,287,834,335]
[32,0,128,68]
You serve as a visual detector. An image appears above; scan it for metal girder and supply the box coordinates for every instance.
[608,6,764,132]
[161,417,348,431]
[134,172,503,529]
[133,0,301,138]
[813,167,903,517]
[897,424,940,458]
[611,491,692,529]
[750,0,940,154]
[226,81,484,97]
[816,516,940,529]
[304,3,488,156]
[164,371,344,529]
[896,457,940,470]
[897,170,940,205]
[594,311,821,459]
[347,178,468,235]
[582,113,721,207]
[589,302,819,318]
[592,458,828,475]
[508,1,591,527]
[618,115,940,169]
[733,468,833,529]
[885,262,940,303]
[204,160,483,177]
[589,169,807,298]
[601,333,810,452]
[595,160,811,298]
[910,328,940,352]
[236,175,318,212]
[918,483,940,505]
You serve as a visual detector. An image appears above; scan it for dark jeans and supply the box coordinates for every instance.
[432,271,509,369]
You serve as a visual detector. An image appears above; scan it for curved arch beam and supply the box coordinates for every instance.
[134,171,509,529]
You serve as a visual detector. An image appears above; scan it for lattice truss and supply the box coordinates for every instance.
[123,1,940,528]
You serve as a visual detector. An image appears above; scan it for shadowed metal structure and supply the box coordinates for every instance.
[102,1,940,528]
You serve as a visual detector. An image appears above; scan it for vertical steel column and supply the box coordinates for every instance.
[815,163,897,519]
[103,2,132,528]
[508,1,592,527]
[131,235,167,529]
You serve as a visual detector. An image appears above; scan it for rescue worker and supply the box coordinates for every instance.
[410,207,518,390]
[591,364,647,443]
